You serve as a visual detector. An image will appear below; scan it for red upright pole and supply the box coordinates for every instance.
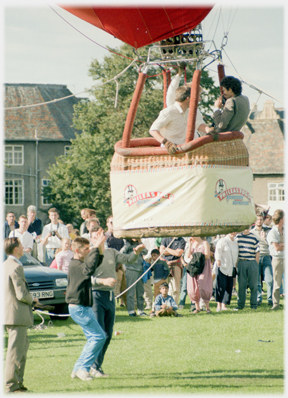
[163,70,171,108]
[122,72,147,148]
[217,64,225,94]
[185,69,201,143]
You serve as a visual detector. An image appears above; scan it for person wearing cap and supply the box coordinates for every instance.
[154,282,182,317]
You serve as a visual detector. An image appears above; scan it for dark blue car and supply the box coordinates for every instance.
[20,252,69,320]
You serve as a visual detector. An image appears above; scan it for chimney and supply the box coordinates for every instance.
[259,100,279,119]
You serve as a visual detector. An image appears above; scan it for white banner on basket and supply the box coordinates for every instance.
[110,165,256,231]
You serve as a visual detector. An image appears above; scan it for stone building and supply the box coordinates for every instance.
[242,99,285,215]
[4,83,82,223]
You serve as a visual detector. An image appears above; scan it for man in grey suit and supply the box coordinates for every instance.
[4,237,39,393]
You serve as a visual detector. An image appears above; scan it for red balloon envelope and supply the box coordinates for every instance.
[60,6,213,49]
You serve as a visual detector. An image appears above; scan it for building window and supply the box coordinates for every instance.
[64,146,70,156]
[42,179,51,205]
[5,145,24,165]
[5,179,24,205]
[268,183,285,202]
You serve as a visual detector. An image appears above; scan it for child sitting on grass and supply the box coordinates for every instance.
[154,282,183,317]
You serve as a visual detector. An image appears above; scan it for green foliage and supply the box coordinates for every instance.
[44,43,219,227]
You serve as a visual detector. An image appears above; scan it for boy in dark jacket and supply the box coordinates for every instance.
[66,232,116,381]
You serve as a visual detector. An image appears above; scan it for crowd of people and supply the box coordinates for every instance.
[3,203,285,389]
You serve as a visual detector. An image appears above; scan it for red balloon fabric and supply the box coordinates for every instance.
[60,6,213,49]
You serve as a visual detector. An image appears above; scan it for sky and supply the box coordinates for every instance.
[2,0,286,112]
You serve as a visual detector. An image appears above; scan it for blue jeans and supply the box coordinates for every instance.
[68,305,106,372]
[92,290,115,370]
[257,256,273,304]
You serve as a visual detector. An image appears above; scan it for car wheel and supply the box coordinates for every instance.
[50,303,69,321]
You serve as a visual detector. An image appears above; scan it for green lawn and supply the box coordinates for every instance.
[3,292,284,395]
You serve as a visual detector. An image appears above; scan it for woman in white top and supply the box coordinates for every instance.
[214,233,238,311]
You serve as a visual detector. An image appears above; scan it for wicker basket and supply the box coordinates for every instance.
[111,139,249,172]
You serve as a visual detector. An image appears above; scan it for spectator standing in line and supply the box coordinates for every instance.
[4,237,39,393]
[235,228,259,310]
[149,249,169,317]
[66,223,77,240]
[41,208,69,266]
[179,238,195,312]
[79,208,89,236]
[66,234,109,382]
[263,214,273,228]
[160,237,186,306]
[49,248,62,269]
[186,237,213,314]
[214,233,238,311]
[81,218,100,243]
[9,215,34,255]
[4,212,19,239]
[90,228,144,377]
[267,209,285,310]
[55,237,74,274]
[121,238,148,316]
[27,205,43,259]
[250,212,273,306]
[27,205,42,240]
[105,215,126,307]
[142,259,153,310]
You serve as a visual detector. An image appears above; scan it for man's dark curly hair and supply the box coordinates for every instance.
[220,76,242,96]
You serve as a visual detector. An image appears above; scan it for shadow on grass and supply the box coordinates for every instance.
[47,368,284,394]
[111,369,284,379]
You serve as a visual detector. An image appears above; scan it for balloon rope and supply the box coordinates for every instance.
[115,237,176,299]
[49,5,137,61]
[5,58,138,111]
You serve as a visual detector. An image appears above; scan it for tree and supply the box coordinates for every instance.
[44,43,219,227]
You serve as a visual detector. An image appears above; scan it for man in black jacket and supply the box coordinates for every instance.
[66,232,116,381]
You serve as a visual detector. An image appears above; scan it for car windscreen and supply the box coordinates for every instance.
[20,253,42,266]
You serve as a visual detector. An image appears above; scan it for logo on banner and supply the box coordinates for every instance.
[124,185,137,201]
[124,185,174,207]
[215,179,251,205]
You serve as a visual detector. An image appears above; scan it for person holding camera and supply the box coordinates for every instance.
[41,208,69,266]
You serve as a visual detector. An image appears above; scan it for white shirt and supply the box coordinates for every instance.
[150,102,189,145]
[267,225,284,258]
[9,229,34,250]
[41,223,69,249]
[215,235,238,277]
[166,74,205,138]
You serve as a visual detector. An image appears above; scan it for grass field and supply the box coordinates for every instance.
[3,291,284,396]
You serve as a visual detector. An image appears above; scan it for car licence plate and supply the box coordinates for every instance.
[30,290,54,299]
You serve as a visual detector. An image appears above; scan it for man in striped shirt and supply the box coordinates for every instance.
[235,229,260,309]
